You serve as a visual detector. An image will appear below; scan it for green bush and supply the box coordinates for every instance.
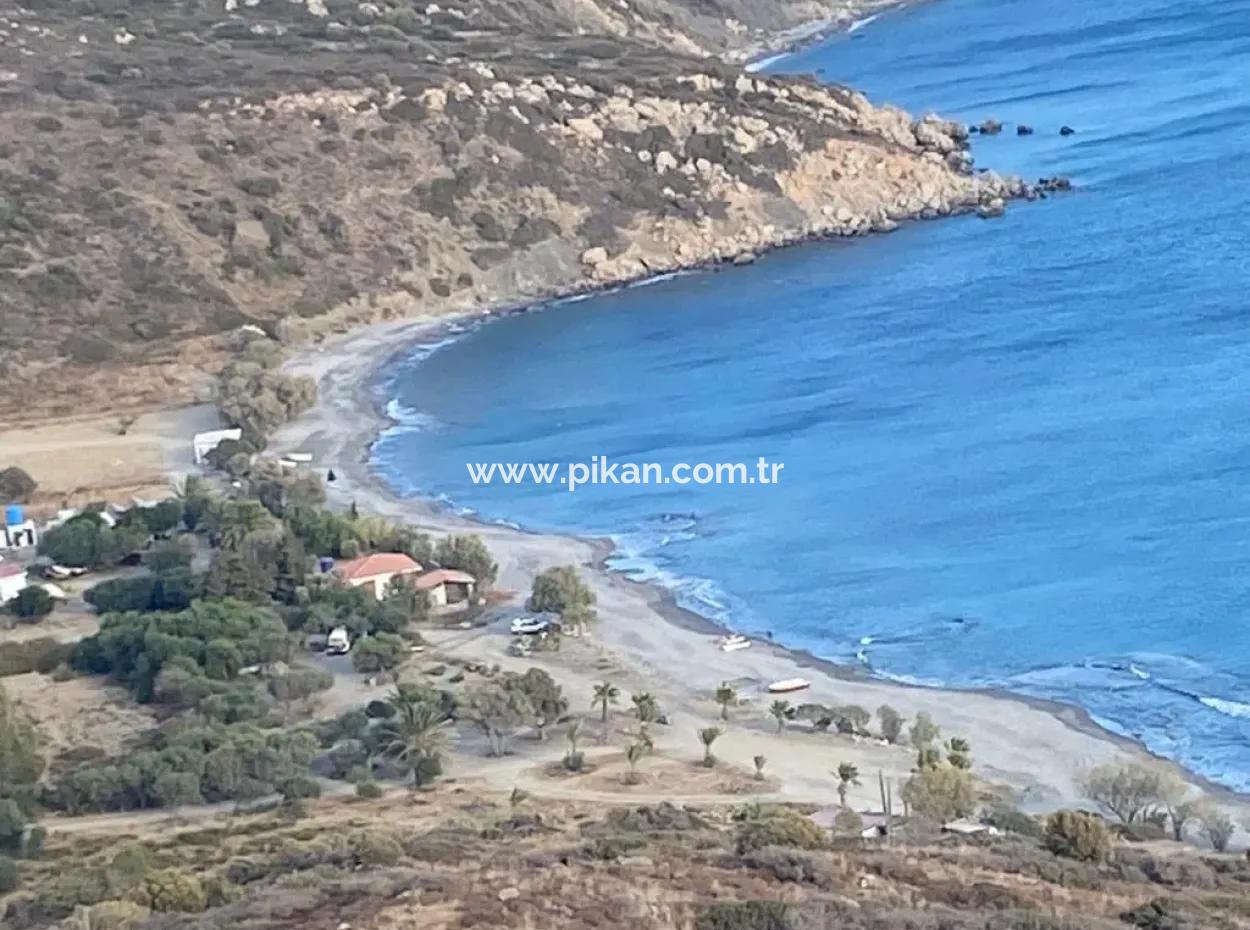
[0,853,17,892]
[1045,810,1113,862]
[133,868,207,913]
[351,829,403,866]
[527,565,595,615]
[87,899,151,929]
[351,633,408,673]
[355,779,383,799]
[40,515,146,569]
[988,805,1045,839]
[278,774,321,802]
[8,585,53,620]
[0,466,36,503]
[900,765,975,822]
[696,901,791,930]
[0,798,26,852]
[734,808,828,854]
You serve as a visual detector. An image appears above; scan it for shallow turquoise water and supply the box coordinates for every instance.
[375,0,1250,786]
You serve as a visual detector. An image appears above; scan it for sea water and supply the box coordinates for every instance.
[374,0,1250,787]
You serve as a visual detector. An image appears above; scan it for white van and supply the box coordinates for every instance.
[326,626,352,655]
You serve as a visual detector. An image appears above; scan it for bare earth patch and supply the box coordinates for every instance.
[5,672,159,771]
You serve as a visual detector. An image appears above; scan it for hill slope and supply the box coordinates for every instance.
[0,0,1022,421]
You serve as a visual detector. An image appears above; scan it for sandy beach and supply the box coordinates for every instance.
[265,313,1247,816]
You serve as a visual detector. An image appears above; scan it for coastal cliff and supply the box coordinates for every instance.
[0,0,1022,421]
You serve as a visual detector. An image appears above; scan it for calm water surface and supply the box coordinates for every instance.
[375,0,1250,786]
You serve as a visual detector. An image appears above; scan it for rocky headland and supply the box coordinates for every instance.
[0,0,1032,421]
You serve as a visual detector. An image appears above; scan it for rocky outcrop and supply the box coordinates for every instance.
[0,0,1036,420]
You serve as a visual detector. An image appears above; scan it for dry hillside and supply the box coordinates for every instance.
[7,791,1250,930]
[0,0,1029,423]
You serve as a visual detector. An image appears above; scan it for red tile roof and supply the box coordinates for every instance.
[414,568,476,589]
[335,552,422,581]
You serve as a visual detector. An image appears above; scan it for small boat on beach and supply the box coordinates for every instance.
[718,633,751,652]
[767,678,811,694]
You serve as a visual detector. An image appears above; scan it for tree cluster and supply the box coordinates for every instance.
[44,722,319,814]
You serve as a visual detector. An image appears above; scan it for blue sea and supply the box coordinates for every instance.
[374,0,1250,787]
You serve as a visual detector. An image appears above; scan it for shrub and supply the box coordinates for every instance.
[351,633,408,673]
[527,565,595,615]
[355,779,383,799]
[8,585,53,620]
[109,844,154,883]
[434,534,497,588]
[22,824,46,857]
[216,362,317,447]
[832,809,864,836]
[0,798,25,852]
[901,765,975,822]
[85,899,150,930]
[1079,761,1185,825]
[987,805,1044,839]
[278,774,321,802]
[133,868,207,913]
[740,846,822,883]
[0,853,17,892]
[351,829,403,866]
[877,704,903,743]
[0,466,36,502]
[696,901,791,930]
[1045,810,1113,862]
[734,808,828,854]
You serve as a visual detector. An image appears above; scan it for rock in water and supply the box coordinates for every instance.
[977,198,1006,219]
[1060,125,1076,136]
[1016,124,1035,136]
[978,119,1003,135]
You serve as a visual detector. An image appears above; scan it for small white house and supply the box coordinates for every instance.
[192,428,244,466]
[0,563,29,602]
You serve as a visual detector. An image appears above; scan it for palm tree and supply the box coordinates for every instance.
[592,680,620,723]
[753,754,767,781]
[566,718,583,754]
[625,741,646,785]
[769,699,791,733]
[376,692,451,788]
[714,682,737,721]
[628,719,652,750]
[632,691,659,723]
[835,762,861,808]
[698,726,722,767]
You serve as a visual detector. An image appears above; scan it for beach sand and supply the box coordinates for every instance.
[262,314,1250,817]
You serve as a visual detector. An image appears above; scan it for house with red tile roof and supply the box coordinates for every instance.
[414,568,477,609]
[334,552,422,600]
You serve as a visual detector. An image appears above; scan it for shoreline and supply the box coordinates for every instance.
[272,310,1250,812]
[252,8,1243,814]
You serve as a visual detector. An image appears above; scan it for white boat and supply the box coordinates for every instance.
[718,634,751,652]
[767,678,811,694]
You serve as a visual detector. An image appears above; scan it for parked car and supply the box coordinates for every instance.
[326,626,352,655]
[509,616,549,635]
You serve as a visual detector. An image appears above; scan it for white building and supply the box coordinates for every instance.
[335,552,423,600]
[1,519,36,549]
[192,428,244,466]
[0,563,29,602]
